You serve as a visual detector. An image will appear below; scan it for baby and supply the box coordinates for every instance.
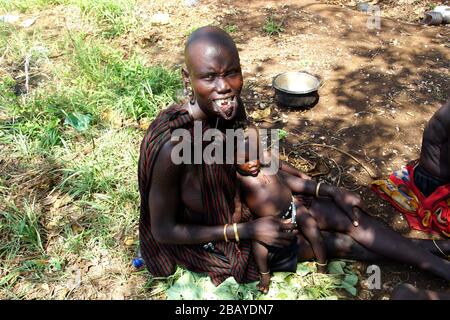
[234,126,327,293]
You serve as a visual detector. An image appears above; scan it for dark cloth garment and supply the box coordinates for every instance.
[414,164,448,198]
[267,238,299,273]
[137,104,259,285]
[266,194,314,271]
[267,199,302,272]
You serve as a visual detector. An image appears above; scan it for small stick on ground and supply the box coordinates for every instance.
[295,143,380,179]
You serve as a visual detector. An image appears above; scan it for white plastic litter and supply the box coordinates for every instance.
[0,14,20,24]
[150,12,170,25]
[21,17,38,28]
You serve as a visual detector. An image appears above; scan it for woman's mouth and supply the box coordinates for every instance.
[212,96,237,118]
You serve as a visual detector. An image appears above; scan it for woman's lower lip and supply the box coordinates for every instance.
[221,106,234,116]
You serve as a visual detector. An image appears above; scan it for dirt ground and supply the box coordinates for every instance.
[5,0,449,299]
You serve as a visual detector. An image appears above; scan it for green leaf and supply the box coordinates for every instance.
[328,261,346,275]
[64,112,92,132]
[319,295,339,300]
[343,274,358,286]
[166,285,183,299]
[271,272,291,283]
[214,277,240,300]
[296,262,314,276]
[277,129,288,140]
[339,281,357,296]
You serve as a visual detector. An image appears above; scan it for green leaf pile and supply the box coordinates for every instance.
[63,112,93,132]
[157,260,359,300]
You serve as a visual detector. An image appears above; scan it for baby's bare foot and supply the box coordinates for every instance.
[317,263,327,273]
[257,273,271,294]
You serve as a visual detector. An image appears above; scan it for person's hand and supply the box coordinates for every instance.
[331,187,366,227]
[298,172,312,180]
[248,216,297,247]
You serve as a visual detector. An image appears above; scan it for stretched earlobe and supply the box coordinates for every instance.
[181,68,190,85]
[181,68,195,105]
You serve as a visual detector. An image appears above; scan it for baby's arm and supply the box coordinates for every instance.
[280,160,312,180]
[295,204,327,273]
[261,150,311,180]
[279,170,318,195]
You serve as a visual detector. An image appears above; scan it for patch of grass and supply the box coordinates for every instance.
[0,16,181,298]
[0,0,137,38]
[1,32,181,156]
[0,199,45,257]
[69,35,182,120]
[59,129,138,196]
[224,24,237,33]
[75,0,137,38]
[262,16,284,36]
[0,0,67,13]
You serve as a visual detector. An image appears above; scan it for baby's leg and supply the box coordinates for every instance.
[296,204,328,273]
[252,241,271,293]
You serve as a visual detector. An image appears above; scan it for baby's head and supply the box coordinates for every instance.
[234,125,262,176]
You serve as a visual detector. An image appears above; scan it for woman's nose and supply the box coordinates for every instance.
[216,77,231,93]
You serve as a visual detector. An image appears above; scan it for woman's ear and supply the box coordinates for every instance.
[181,67,190,89]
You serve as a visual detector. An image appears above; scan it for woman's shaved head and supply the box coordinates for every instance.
[182,26,243,121]
[184,26,240,71]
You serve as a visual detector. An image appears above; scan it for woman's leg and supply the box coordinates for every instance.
[407,238,450,255]
[391,283,450,300]
[296,231,382,261]
[308,198,450,280]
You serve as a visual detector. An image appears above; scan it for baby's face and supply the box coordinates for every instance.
[236,158,261,176]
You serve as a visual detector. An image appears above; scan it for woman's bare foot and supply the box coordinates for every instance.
[257,273,271,294]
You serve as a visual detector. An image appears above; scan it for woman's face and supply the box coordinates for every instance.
[183,43,243,121]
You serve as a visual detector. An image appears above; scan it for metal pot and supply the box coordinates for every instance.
[272,72,320,109]
[422,11,443,25]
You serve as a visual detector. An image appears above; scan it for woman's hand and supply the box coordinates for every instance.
[247,216,297,247]
[330,187,365,227]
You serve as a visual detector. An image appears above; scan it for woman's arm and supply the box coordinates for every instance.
[281,169,361,226]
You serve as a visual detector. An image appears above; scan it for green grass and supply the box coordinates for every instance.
[0,9,181,298]
[76,0,138,38]
[262,16,284,36]
[0,0,67,13]
[1,31,181,155]
[0,199,45,257]
[224,24,237,33]
[0,0,137,38]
